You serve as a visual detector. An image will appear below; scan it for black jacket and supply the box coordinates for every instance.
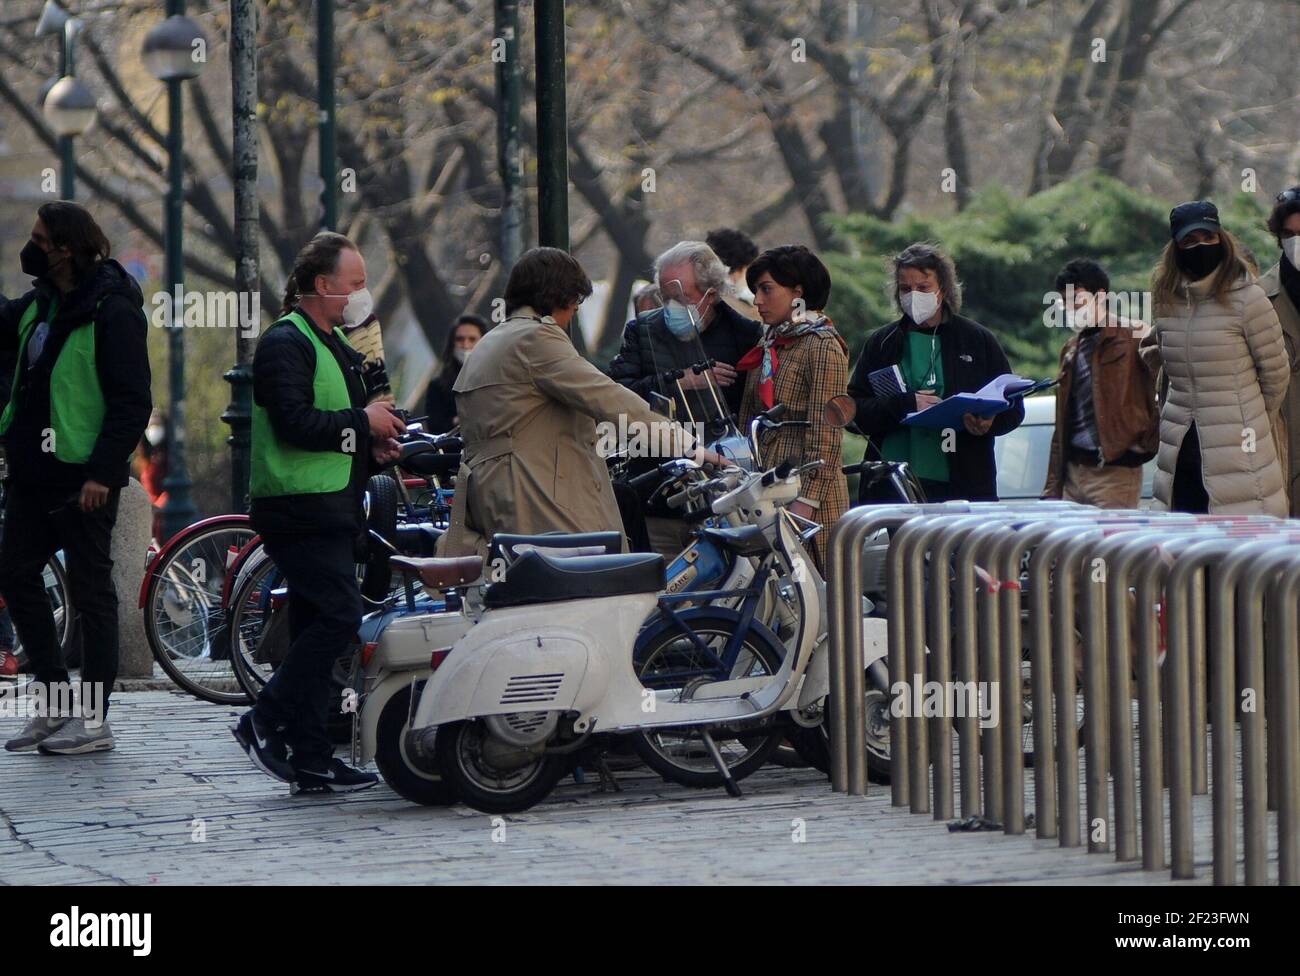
[0,260,152,489]
[249,307,376,536]
[422,369,459,434]
[848,311,1023,500]
[607,301,761,436]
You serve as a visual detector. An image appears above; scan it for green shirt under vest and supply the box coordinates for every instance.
[881,328,950,482]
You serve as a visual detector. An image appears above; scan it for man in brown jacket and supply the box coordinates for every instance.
[1041,259,1158,508]
[438,248,714,559]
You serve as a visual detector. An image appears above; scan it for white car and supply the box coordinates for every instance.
[994,394,1156,505]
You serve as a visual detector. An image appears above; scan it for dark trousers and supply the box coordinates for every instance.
[0,481,121,713]
[1171,423,1210,514]
[918,478,957,502]
[253,531,361,769]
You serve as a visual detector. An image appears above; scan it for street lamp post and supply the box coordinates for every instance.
[318,0,337,230]
[37,2,95,199]
[495,0,523,272]
[533,0,568,252]
[223,0,259,514]
[143,2,208,542]
[533,0,579,353]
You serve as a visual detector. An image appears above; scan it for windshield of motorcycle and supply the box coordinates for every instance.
[640,297,736,445]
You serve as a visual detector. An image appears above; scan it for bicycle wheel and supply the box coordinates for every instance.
[227,554,282,701]
[142,515,255,704]
[629,612,785,789]
[228,555,361,745]
[12,556,78,671]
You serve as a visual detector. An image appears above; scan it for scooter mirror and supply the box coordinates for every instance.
[823,393,857,429]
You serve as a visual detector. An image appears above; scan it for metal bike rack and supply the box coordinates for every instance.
[828,502,1300,884]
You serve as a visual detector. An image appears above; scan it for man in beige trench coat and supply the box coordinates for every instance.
[438,248,711,559]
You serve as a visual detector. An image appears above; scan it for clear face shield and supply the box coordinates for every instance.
[650,279,754,467]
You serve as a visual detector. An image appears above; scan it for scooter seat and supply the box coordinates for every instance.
[483,550,665,609]
[489,531,624,565]
[698,524,770,557]
[390,554,483,589]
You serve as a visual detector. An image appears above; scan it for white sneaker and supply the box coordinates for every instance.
[36,718,115,755]
[4,714,72,753]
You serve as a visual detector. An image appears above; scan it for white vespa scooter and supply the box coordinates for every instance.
[351,532,623,804]
[400,407,859,813]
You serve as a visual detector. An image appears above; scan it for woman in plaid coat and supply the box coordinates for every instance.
[737,245,850,570]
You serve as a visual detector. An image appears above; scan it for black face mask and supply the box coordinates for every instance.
[20,239,61,280]
[1174,241,1225,281]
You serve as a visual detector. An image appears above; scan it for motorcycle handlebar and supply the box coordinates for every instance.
[761,461,796,487]
[628,462,674,491]
[681,503,714,523]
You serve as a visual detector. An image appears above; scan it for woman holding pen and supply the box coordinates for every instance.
[847,243,1023,502]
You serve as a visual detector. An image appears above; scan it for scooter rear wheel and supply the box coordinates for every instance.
[435,719,567,814]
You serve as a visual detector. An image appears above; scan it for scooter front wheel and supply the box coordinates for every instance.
[630,615,785,789]
[434,719,567,814]
[789,688,893,785]
[375,683,456,806]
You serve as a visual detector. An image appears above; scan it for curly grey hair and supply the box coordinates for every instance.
[890,242,963,314]
[654,241,733,299]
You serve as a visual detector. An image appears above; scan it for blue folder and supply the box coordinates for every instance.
[901,377,1054,431]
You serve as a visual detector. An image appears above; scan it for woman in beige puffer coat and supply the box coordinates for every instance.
[1143,201,1290,516]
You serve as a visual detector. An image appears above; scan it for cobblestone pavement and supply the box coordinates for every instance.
[0,691,1268,885]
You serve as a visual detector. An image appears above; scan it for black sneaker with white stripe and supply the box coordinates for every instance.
[291,758,379,795]
[232,711,294,783]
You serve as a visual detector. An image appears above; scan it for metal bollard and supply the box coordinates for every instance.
[1205,536,1299,883]
[1091,520,1228,866]
[875,503,1077,817]
[827,505,924,796]
[891,515,968,819]
[1151,532,1282,881]
[915,514,992,818]
[1266,554,1300,885]
[1029,524,1093,846]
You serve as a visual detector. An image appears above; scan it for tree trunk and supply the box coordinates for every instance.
[1030,0,1111,193]
[1096,0,1159,179]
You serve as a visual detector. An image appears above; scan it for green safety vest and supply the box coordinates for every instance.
[0,295,106,465]
[250,311,356,498]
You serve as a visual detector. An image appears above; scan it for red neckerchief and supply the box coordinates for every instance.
[737,315,834,409]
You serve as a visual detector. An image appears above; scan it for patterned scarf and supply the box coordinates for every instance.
[736,313,836,409]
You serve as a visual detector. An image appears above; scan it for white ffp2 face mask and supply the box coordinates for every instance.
[316,286,374,327]
[1284,236,1300,270]
[902,290,940,325]
[340,288,373,327]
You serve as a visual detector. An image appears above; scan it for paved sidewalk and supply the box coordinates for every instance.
[0,691,1264,885]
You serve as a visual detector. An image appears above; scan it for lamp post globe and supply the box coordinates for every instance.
[141,14,208,82]
[43,76,96,138]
